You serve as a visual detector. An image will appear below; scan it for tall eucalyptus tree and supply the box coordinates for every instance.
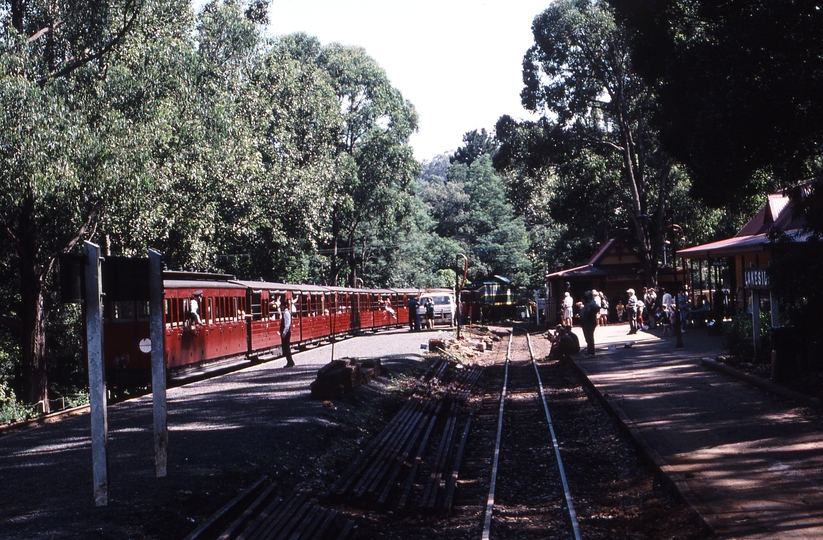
[521,0,676,285]
[0,0,146,410]
[315,44,419,287]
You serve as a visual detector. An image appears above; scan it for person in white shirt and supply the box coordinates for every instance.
[562,292,574,327]
[626,288,638,334]
[187,291,203,327]
[280,297,295,367]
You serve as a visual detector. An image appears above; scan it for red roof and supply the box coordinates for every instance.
[678,185,810,259]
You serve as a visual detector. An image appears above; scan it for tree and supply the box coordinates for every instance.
[0,0,145,411]
[521,0,676,286]
[609,0,823,207]
[312,44,420,286]
[451,128,498,166]
[422,156,531,288]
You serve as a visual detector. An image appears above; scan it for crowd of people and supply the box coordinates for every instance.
[547,284,696,360]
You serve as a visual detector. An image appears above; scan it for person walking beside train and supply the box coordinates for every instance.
[280,297,295,368]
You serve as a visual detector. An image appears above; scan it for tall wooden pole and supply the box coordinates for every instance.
[84,241,108,506]
[149,249,168,477]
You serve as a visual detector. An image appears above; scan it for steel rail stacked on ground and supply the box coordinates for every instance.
[183,478,355,540]
[330,356,483,511]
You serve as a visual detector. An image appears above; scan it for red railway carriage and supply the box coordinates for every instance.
[235,281,331,356]
[103,275,249,388]
[326,286,364,338]
[103,271,432,389]
[104,296,152,388]
[163,279,249,369]
[287,284,332,346]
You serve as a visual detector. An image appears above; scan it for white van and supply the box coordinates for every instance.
[418,291,456,327]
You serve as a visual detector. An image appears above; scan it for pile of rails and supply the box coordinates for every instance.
[183,478,356,540]
[187,351,486,539]
[328,355,484,510]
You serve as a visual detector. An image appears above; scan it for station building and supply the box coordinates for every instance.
[543,237,684,325]
[677,184,813,357]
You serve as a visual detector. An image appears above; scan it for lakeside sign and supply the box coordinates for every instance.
[744,267,770,289]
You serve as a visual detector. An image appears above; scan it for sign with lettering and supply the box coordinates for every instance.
[744,268,770,289]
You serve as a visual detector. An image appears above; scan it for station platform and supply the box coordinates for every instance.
[570,322,823,539]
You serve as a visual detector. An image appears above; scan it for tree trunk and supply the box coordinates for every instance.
[21,278,49,413]
[330,212,339,285]
[347,233,357,288]
[18,194,50,413]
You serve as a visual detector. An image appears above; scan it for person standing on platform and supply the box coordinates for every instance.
[677,287,690,333]
[661,287,674,314]
[424,297,435,330]
[626,288,638,334]
[562,291,574,327]
[644,287,657,328]
[280,297,295,367]
[580,290,599,356]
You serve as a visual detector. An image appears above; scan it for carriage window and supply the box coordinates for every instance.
[206,297,214,324]
[166,298,185,328]
[251,291,262,321]
[112,301,135,322]
[138,301,151,321]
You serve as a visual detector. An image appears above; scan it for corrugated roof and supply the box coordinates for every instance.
[679,230,812,259]
[679,184,810,259]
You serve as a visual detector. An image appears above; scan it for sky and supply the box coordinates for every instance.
[196,0,549,162]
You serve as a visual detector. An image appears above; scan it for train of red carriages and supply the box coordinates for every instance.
[103,271,481,390]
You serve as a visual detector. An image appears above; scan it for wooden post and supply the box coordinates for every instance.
[769,287,779,328]
[149,249,168,478]
[752,289,761,358]
[84,241,108,506]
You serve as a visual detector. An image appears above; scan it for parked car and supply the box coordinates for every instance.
[418,290,456,327]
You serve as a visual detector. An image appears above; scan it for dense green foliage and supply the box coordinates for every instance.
[0,0,533,412]
[497,0,738,283]
[608,0,823,206]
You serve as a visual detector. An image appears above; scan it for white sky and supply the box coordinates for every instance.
[195,0,549,162]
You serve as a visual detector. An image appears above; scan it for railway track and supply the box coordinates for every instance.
[452,329,581,539]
